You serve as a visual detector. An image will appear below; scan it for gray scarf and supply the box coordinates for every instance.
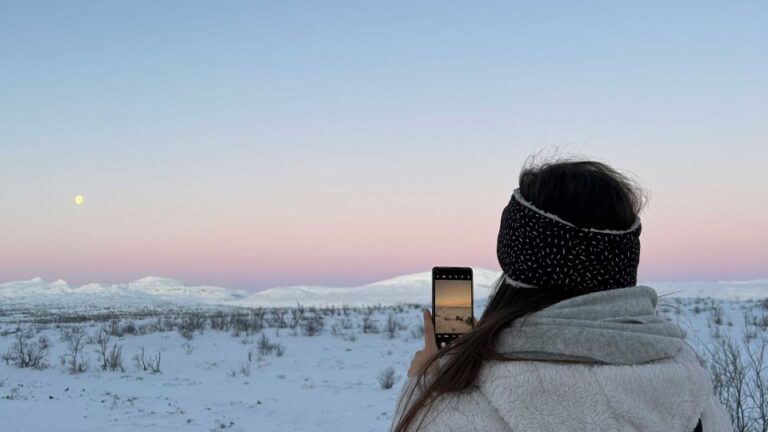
[495,285,686,365]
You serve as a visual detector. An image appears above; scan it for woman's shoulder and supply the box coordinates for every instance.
[477,342,710,390]
[472,345,716,431]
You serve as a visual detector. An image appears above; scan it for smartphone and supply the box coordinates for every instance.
[432,266,474,348]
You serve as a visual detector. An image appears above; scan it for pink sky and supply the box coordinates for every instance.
[1,1,766,290]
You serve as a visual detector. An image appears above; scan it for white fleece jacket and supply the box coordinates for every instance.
[390,287,734,432]
[391,344,732,432]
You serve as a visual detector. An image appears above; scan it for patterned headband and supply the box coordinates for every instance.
[496,188,642,293]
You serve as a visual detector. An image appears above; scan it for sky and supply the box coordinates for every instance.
[1,1,766,290]
[435,280,473,308]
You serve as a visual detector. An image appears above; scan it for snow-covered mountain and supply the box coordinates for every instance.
[1,270,767,311]
[0,276,248,310]
[232,268,503,307]
[232,272,768,307]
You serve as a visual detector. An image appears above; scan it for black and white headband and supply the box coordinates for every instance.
[496,188,642,293]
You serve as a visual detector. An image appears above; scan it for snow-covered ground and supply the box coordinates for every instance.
[1,270,767,431]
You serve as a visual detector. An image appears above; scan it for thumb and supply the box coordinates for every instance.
[423,309,437,350]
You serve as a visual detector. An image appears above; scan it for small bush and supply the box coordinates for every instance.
[94,327,111,370]
[181,340,194,355]
[106,344,124,372]
[249,333,285,360]
[122,320,137,335]
[239,361,251,377]
[257,333,275,357]
[133,346,161,373]
[178,313,206,340]
[2,327,50,369]
[711,306,724,326]
[410,323,424,339]
[61,327,88,374]
[301,315,324,336]
[362,316,379,334]
[378,366,396,389]
[385,314,400,339]
[761,298,768,311]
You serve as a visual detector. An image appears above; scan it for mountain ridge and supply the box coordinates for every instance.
[2,270,767,310]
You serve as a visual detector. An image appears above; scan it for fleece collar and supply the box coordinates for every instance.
[494,285,686,365]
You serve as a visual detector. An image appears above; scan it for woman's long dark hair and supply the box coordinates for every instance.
[393,156,647,432]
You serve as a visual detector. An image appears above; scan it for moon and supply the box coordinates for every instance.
[74,195,84,205]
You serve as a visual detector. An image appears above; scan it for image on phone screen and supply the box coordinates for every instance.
[433,267,473,346]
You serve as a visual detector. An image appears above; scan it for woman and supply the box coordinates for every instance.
[390,158,733,432]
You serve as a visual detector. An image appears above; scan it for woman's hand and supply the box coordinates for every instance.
[407,309,439,378]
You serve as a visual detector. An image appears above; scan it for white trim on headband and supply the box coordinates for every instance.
[512,188,641,235]
[504,274,538,288]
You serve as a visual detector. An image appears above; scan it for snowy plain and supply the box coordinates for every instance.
[1,269,767,431]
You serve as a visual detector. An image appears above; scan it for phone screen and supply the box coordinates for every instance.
[433,268,473,345]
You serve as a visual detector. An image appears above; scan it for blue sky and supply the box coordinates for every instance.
[1,1,766,289]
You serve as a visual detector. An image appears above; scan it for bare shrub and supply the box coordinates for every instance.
[147,350,162,373]
[362,316,379,334]
[92,326,124,372]
[745,339,768,430]
[301,314,324,336]
[410,323,424,339]
[94,327,111,370]
[377,366,396,389]
[181,340,194,355]
[133,346,147,371]
[2,327,50,369]
[209,311,228,331]
[330,323,341,337]
[760,298,768,311]
[711,306,724,326]
[707,337,749,431]
[257,333,275,356]
[133,346,161,373]
[122,320,137,335]
[61,327,88,374]
[249,308,265,333]
[289,307,304,330]
[270,309,289,329]
[239,361,251,377]
[745,326,759,342]
[4,387,22,400]
[249,333,284,360]
[340,317,354,330]
[106,344,124,372]
[744,313,759,342]
[385,314,399,339]
[107,319,123,337]
[178,326,195,340]
[179,313,205,340]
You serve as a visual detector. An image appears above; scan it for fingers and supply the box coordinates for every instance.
[408,350,422,372]
[423,309,437,350]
